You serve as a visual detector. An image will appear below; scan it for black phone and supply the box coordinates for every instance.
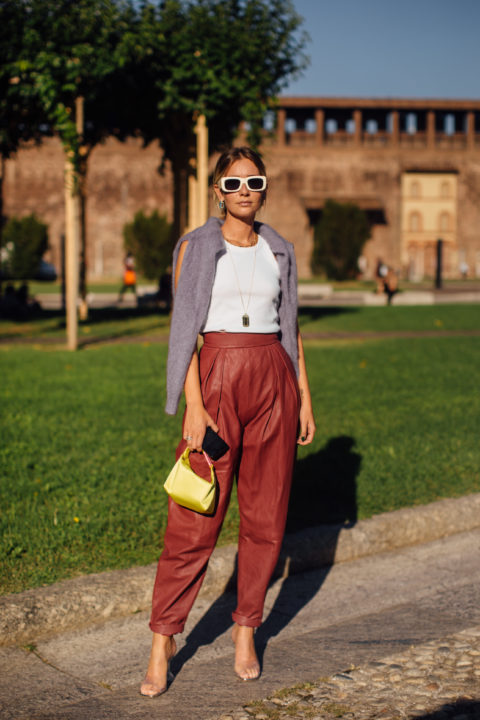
[202,427,229,461]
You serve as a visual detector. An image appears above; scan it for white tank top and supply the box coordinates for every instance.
[201,235,281,334]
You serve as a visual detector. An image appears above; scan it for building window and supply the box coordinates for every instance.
[439,212,451,232]
[285,118,297,134]
[409,211,422,232]
[444,114,455,135]
[325,118,338,134]
[410,181,420,198]
[406,113,417,134]
[440,181,450,198]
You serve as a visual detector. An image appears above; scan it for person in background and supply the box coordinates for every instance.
[118,252,137,302]
[384,266,399,305]
[375,258,388,294]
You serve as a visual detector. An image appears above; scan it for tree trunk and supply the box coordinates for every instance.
[64,154,80,350]
[0,156,4,296]
[78,155,88,320]
[166,120,195,241]
[171,152,189,241]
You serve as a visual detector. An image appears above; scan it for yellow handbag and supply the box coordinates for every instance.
[164,448,216,514]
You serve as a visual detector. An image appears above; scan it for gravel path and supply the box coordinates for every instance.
[215,626,480,720]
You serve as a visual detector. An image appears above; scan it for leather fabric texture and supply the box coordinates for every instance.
[150,333,300,635]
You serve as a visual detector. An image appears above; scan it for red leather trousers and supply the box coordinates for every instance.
[150,333,300,635]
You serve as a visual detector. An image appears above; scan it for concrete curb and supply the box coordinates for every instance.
[1,492,480,647]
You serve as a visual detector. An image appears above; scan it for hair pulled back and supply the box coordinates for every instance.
[213,147,267,215]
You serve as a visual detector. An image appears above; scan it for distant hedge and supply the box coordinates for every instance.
[312,200,370,280]
[1,214,48,280]
[123,210,173,281]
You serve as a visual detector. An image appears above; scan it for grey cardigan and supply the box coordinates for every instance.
[165,217,299,415]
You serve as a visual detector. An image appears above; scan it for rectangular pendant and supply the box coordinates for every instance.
[242,314,250,327]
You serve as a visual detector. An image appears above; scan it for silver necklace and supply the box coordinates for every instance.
[223,234,258,327]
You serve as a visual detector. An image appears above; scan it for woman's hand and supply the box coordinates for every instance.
[296,329,316,446]
[297,399,316,446]
[183,402,219,452]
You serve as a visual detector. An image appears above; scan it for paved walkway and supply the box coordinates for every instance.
[2,527,480,719]
[35,284,480,311]
[215,627,480,720]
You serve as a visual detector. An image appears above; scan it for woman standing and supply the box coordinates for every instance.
[141,147,316,697]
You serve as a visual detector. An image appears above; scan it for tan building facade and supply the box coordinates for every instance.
[3,97,480,280]
[400,172,458,280]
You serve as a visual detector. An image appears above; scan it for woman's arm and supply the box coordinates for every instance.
[175,241,218,451]
[296,327,316,446]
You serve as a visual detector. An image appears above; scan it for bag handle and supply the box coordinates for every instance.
[182,447,215,478]
[183,446,213,464]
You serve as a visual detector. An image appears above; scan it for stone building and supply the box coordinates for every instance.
[3,136,173,280]
[260,97,480,279]
[3,96,480,280]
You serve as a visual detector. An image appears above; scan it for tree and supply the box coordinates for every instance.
[312,200,371,280]
[4,0,309,299]
[8,0,134,312]
[129,0,309,239]
[123,210,173,281]
[0,1,47,290]
[2,214,48,280]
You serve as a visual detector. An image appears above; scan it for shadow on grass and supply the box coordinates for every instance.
[171,436,361,678]
[287,435,359,532]
[0,305,169,344]
[298,306,360,323]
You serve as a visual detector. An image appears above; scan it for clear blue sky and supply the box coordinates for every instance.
[283,0,480,99]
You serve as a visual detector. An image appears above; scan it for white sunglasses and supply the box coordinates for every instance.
[219,175,267,193]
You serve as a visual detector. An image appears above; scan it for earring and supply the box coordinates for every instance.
[218,199,225,210]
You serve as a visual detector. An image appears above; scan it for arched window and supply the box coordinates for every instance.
[439,212,451,232]
[409,211,422,232]
[440,181,450,198]
[410,181,420,198]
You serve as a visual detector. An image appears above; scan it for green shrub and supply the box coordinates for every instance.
[312,200,370,280]
[123,210,173,280]
[1,214,48,280]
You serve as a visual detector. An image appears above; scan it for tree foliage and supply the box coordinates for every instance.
[3,0,142,299]
[119,0,309,236]
[0,2,44,162]
[2,0,309,255]
[8,0,126,162]
[312,200,371,280]
[1,214,48,280]
[123,211,173,280]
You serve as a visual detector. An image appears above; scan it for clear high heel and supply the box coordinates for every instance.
[140,665,174,698]
[232,624,261,681]
[235,663,261,682]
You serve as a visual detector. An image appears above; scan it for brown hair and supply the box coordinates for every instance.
[213,147,267,214]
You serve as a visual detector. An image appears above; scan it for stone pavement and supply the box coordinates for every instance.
[1,524,480,720]
[214,627,480,720]
[35,282,480,311]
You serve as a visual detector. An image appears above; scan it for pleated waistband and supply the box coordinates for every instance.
[202,332,279,348]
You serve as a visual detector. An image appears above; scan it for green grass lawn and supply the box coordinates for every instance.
[298,303,480,334]
[2,333,479,595]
